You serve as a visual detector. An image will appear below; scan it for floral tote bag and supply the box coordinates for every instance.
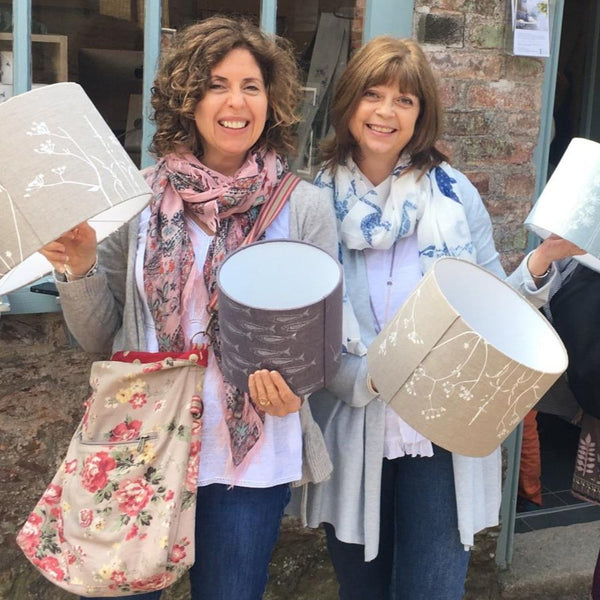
[17,348,208,596]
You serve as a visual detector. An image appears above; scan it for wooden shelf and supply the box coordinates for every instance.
[0,33,68,83]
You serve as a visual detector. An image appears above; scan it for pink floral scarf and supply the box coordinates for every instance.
[143,147,286,466]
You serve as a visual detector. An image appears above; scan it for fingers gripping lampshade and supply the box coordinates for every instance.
[366,257,568,457]
[217,239,343,396]
[0,82,152,294]
[525,137,600,272]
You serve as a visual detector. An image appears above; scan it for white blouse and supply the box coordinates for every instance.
[363,176,434,459]
[135,205,302,487]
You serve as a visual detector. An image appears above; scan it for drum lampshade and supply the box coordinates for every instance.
[217,239,343,395]
[367,257,568,457]
[525,137,600,272]
[0,82,152,294]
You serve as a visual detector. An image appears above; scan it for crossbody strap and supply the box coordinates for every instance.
[206,172,301,313]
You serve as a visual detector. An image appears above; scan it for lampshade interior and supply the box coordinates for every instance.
[433,259,568,373]
[218,240,340,310]
[0,195,149,295]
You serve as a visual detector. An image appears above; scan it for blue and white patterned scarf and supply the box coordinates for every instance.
[315,155,477,355]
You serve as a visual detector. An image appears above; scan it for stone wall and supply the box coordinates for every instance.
[414,0,545,273]
[0,1,545,598]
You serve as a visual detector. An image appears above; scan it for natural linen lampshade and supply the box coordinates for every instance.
[366,257,568,457]
[525,137,600,272]
[217,239,343,396]
[0,82,152,294]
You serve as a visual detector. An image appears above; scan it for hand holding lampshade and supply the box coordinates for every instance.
[0,82,152,295]
[248,369,302,417]
[527,234,585,280]
[39,222,97,277]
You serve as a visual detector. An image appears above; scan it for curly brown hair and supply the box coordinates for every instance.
[150,16,301,158]
[320,36,447,175]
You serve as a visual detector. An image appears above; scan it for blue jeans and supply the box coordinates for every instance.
[324,447,470,600]
[82,483,290,600]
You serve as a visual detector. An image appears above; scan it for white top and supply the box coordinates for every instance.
[135,205,302,487]
[362,176,434,459]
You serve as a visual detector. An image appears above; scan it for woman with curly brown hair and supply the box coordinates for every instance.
[40,16,336,600]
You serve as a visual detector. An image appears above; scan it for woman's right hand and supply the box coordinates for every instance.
[39,222,97,277]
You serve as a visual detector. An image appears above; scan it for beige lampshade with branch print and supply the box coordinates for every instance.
[367,257,568,457]
[0,82,152,294]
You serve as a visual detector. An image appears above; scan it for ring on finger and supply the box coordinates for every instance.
[258,398,270,406]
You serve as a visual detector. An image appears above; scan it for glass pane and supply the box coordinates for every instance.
[277,1,357,179]
[164,1,261,30]
[0,2,13,104]
[20,0,146,166]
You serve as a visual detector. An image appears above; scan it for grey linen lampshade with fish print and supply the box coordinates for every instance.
[367,257,568,457]
[0,82,152,294]
[525,137,600,273]
[217,239,343,396]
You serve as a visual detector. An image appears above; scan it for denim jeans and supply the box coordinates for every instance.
[324,447,470,600]
[82,483,290,600]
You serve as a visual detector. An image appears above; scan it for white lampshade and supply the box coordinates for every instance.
[367,258,568,457]
[0,82,152,294]
[525,137,600,272]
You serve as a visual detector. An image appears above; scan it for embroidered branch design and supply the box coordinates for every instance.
[24,117,144,204]
[376,282,547,439]
[0,183,22,269]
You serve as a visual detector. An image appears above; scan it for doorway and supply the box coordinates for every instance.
[515,0,600,533]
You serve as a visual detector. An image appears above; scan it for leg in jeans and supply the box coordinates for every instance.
[392,446,470,600]
[323,458,396,600]
[188,483,290,600]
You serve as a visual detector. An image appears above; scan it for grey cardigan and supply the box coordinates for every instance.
[289,167,556,560]
[55,179,337,486]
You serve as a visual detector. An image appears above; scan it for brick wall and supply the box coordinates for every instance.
[416,0,544,273]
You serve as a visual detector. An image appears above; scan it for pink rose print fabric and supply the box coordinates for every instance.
[17,349,207,597]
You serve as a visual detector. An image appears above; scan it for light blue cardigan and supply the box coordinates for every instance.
[290,167,556,561]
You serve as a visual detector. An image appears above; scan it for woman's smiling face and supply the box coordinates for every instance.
[194,47,268,176]
[349,83,420,183]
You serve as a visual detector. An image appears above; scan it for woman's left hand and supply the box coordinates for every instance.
[527,234,585,278]
[248,370,301,417]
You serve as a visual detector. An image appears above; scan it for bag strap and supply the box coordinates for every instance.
[244,171,301,247]
[206,172,301,313]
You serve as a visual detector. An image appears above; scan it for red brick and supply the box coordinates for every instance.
[444,111,494,136]
[467,82,542,111]
[504,173,536,198]
[437,80,460,109]
[468,18,505,49]
[427,51,503,80]
[459,137,535,165]
[506,112,541,138]
[463,171,490,194]
[503,55,545,82]
[486,198,532,219]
